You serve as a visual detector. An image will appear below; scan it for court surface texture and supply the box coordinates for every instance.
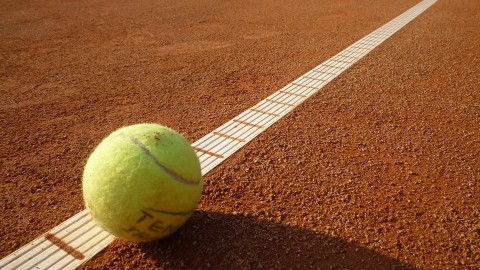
[1,0,479,269]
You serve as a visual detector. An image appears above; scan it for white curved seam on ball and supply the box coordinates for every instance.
[143,208,195,216]
[114,133,200,186]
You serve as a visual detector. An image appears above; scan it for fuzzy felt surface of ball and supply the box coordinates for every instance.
[82,123,203,242]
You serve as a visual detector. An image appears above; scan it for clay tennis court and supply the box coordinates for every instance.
[1,0,479,269]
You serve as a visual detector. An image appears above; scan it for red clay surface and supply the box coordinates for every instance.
[1,0,479,269]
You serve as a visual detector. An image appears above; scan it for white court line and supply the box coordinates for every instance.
[0,0,437,269]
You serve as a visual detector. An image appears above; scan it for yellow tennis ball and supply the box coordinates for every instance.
[82,123,203,242]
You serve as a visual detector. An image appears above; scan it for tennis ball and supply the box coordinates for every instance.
[82,123,203,242]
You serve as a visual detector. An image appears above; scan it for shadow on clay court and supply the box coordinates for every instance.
[137,210,414,269]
